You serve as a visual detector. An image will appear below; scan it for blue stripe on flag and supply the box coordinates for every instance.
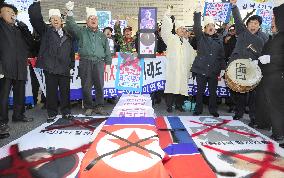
[164,143,199,155]
[167,116,195,144]
[106,117,155,125]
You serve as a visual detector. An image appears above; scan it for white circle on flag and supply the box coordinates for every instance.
[96,128,164,172]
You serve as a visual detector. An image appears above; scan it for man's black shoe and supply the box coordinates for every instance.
[0,124,10,139]
[47,116,56,123]
[0,133,10,139]
[12,116,34,123]
[63,114,74,120]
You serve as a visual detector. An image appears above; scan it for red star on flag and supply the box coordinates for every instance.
[109,131,155,158]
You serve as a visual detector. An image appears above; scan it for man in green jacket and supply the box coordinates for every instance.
[65,1,112,116]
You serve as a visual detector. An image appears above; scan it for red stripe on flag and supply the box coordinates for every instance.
[155,116,173,149]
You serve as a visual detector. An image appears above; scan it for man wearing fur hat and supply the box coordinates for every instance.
[28,0,75,122]
[191,3,226,117]
[255,3,284,142]
[228,0,268,124]
[0,3,34,139]
[161,8,196,113]
[65,1,112,116]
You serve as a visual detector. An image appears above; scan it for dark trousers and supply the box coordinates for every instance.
[0,78,25,124]
[79,60,104,109]
[255,83,271,128]
[226,91,235,108]
[166,94,185,108]
[261,73,284,137]
[151,90,164,105]
[195,74,218,113]
[29,65,40,105]
[45,72,71,117]
[231,90,256,119]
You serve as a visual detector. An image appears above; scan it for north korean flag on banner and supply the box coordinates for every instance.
[79,117,170,178]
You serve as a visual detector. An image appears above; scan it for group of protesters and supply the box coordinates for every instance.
[0,0,284,143]
[161,0,284,142]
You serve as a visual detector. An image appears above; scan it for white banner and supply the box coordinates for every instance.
[34,55,230,100]
[237,0,274,11]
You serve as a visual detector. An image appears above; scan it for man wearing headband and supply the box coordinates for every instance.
[191,3,226,117]
[65,1,112,116]
[29,0,75,122]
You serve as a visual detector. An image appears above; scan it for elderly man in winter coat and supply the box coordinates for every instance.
[255,3,284,142]
[28,1,75,123]
[161,8,196,113]
[229,0,268,125]
[65,1,112,116]
[191,4,226,117]
[0,3,34,139]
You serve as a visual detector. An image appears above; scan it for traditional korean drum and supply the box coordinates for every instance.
[225,59,262,93]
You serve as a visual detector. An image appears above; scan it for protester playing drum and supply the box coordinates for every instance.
[227,0,268,126]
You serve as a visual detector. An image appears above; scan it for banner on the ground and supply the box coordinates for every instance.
[110,94,155,118]
[0,116,106,178]
[172,116,284,178]
[79,117,169,178]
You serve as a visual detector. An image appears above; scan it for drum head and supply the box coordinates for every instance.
[225,59,262,93]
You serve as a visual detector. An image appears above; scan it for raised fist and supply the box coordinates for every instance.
[65,1,74,11]
[194,1,202,12]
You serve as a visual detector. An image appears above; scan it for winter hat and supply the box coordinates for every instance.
[203,16,215,27]
[49,9,61,19]
[86,7,97,19]
[273,3,284,32]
